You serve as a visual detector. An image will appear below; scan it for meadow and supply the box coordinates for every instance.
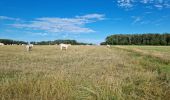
[0,45,169,100]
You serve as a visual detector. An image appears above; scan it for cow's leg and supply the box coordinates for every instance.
[60,46,63,50]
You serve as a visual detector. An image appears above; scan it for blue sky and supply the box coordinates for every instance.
[0,0,170,44]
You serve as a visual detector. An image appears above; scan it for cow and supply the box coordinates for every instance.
[59,43,71,50]
[107,45,111,48]
[0,43,4,46]
[26,44,33,51]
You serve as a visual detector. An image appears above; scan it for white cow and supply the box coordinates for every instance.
[29,44,34,47]
[0,43,4,46]
[59,43,71,50]
[26,44,33,51]
[107,44,111,48]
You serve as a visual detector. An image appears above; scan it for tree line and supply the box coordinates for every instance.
[0,39,92,45]
[0,39,27,45]
[30,39,93,45]
[101,33,170,45]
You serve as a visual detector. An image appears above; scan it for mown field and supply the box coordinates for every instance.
[0,45,170,100]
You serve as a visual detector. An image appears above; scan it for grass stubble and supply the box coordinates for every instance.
[0,45,169,100]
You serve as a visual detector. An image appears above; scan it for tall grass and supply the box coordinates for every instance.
[0,45,169,100]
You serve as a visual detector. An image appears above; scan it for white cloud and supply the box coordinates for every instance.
[132,16,142,24]
[117,0,133,8]
[35,32,48,36]
[76,14,105,20]
[11,14,105,33]
[0,16,20,21]
[116,0,170,9]
[154,4,163,9]
[142,0,150,4]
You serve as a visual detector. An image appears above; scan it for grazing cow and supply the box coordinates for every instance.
[26,44,33,51]
[107,44,111,48]
[59,43,70,50]
[0,43,4,46]
[29,44,34,47]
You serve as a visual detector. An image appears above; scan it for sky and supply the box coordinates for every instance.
[0,0,170,44]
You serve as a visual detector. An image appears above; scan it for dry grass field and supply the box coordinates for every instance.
[0,45,170,100]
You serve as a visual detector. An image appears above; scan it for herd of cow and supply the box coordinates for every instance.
[0,42,111,51]
[0,43,73,51]
[26,43,72,51]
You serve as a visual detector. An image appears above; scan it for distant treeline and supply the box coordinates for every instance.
[0,39,92,45]
[0,39,27,45]
[30,40,93,45]
[101,33,170,45]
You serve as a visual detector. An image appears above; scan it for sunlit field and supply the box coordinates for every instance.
[0,45,169,100]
